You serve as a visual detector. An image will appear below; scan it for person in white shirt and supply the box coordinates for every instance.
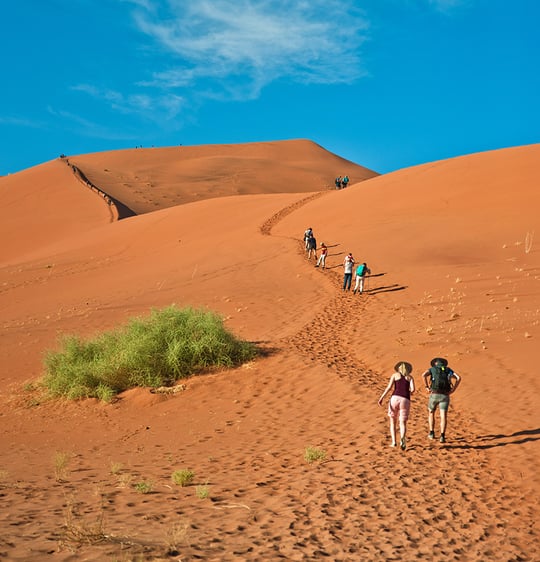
[342,253,355,291]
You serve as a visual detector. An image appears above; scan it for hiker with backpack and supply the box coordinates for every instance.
[378,361,415,450]
[303,227,313,252]
[353,262,371,294]
[422,357,461,443]
[306,233,317,260]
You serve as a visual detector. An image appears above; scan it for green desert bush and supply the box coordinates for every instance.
[195,483,210,499]
[134,480,153,494]
[171,469,195,487]
[304,446,327,464]
[43,306,256,400]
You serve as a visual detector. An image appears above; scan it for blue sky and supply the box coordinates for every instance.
[1,0,538,175]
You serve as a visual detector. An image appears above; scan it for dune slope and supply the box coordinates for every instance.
[0,143,538,561]
[0,161,113,265]
[68,139,378,214]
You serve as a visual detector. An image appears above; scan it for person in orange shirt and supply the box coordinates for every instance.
[315,242,328,269]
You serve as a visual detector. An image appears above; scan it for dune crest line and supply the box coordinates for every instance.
[60,157,136,221]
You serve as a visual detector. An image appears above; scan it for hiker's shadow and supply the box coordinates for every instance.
[446,428,540,450]
[366,283,407,294]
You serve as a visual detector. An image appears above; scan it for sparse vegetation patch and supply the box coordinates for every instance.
[304,446,327,464]
[171,469,195,487]
[134,480,153,494]
[195,483,210,499]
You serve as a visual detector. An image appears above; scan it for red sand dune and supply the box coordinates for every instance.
[69,139,377,214]
[0,140,538,561]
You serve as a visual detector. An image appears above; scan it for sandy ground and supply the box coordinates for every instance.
[0,140,538,561]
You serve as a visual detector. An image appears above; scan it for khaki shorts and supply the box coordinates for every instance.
[428,393,450,411]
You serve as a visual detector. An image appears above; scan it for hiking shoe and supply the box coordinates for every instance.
[353,289,357,294]
[400,437,406,450]
[440,433,446,443]
[428,431,435,440]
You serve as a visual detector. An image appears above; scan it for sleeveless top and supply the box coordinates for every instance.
[393,375,411,400]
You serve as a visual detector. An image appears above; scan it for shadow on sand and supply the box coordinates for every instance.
[365,283,407,295]
[446,428,540,450]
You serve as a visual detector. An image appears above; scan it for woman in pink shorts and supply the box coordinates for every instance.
[378,361,415,450]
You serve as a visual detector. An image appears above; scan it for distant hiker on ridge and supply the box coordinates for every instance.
[342,175,349,188]
[335,176,342,189]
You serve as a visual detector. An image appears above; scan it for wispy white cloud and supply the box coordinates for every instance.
[120,0,154,11]
[383,0,471,14]
[69,0,470,129]
[128,0,370,100]
[47,106,138,140]
[427,0,470,13]
[71,84,185,122]
[0,116,43,128]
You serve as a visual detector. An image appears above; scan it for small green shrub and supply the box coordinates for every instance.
[304,446,327,464]
[43,306,257,400]
[171,469,195,487]
[134,480,153,494]
[195,483,210,499]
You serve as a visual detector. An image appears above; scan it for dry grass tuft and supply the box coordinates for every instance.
[61,493,108,546]
[525,231,534,254]
[164,519,190,554]
[54,451,72,482]
[109,461,124,475]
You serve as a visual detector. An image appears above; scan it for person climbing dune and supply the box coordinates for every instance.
[422,357,461,443]
[378,361,415,450]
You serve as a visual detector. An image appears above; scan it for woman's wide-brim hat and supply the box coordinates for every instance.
[394,361,413,375]
[430,357,448,367]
